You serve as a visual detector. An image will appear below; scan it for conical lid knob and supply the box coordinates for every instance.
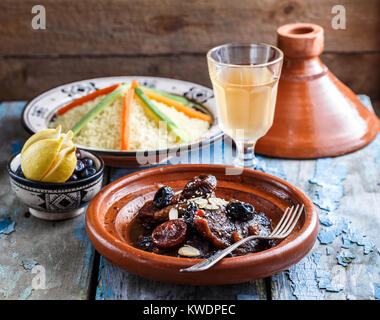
[256,23,379,158]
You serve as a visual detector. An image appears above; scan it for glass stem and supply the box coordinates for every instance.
[234,140,258,169]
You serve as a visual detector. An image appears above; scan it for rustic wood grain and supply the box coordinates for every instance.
[1,52,379,101]
[270,97,380,300]
[270,136,380,299]
[96,257,268,300]
[0,102,96,299]
[1,0,379,55]
[1,0,379,101]
[1,97,379,299]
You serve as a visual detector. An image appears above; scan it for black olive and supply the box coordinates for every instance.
[182,202,198,227]
[82,158,94,167]
[69,173,78,181]
[153,186,175,209]
[81,167,97,178]
[75,159,85,173]
[138,235,153,250]
[226,201,255,221]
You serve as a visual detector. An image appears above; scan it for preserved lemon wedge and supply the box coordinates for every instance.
[20,127,77,183]
[42,145,77,183]
[21,125,62,154]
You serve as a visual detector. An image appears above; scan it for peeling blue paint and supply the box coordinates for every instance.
[0,102,27,120]
[0,216,16,235]
[288,253,324,299]
[0,266,23,299]
[309,158,348,211]
[374,283,380,300]
[21,259,38,271]
[309,158,348,187]
[11,141,22,155]
[18,286,34,300]
[325,283,344,293]
[315,258,344,292]
[95,256,105,300]
[313,186,345,212]
[341,236,352,249]
[319,212,333,226]
[318,229,336,244]
[326,247,331,256]
[362,238,375,255]
[340,225,375,255]
[317,215,350,244]
[74,217,94,287]
[337,250,356,267]
[237,294,258,300]
[344,225,365,246]
[255,155,287,180]
[361,123,380,183]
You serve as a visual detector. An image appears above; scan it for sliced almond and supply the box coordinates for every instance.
[193,198,208,208]
[178,245,200,257]
[168,208,178,220]
[204,204,218,210]
[210,197,228,207]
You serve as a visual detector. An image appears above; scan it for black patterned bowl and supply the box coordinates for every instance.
[7,150,104,221]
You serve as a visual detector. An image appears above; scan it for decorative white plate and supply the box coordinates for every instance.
[22,76,223,167]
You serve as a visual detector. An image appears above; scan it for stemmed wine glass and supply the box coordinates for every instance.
[207,43,283,168]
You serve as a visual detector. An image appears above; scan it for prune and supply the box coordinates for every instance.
[82,158,94,167]
[182,202,198,227]
[151,219,187,249]
[182,175,217,199]
[153,186,175,209]
[75,150,82,159]
[226,201,255,221]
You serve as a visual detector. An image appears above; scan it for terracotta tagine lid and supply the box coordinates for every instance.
[256,23,380,159]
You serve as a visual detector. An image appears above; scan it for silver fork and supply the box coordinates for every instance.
[180,204,304,273]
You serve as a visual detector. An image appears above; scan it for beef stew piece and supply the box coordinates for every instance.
[181,174,217,199]
[129,175,277,258]
[193,208,275,254]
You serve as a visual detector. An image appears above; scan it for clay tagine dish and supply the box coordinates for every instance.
[256,23,380,159]
[85,164,318,285]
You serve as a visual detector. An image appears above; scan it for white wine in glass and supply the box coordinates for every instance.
[207,43,283,168]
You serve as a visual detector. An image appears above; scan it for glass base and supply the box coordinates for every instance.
[234,140,258,169]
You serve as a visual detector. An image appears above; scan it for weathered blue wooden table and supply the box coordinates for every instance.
[1,97,379,300]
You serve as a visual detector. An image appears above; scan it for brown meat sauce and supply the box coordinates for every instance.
[126,175,277,258]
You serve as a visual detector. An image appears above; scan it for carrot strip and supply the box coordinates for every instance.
[71,85,127,136]
[141,89,212,123]
[121,81,138,151]
[57,84,121,115]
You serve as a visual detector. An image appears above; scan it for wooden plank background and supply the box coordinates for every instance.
[1,0,379,101]
[0,102,97,299]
